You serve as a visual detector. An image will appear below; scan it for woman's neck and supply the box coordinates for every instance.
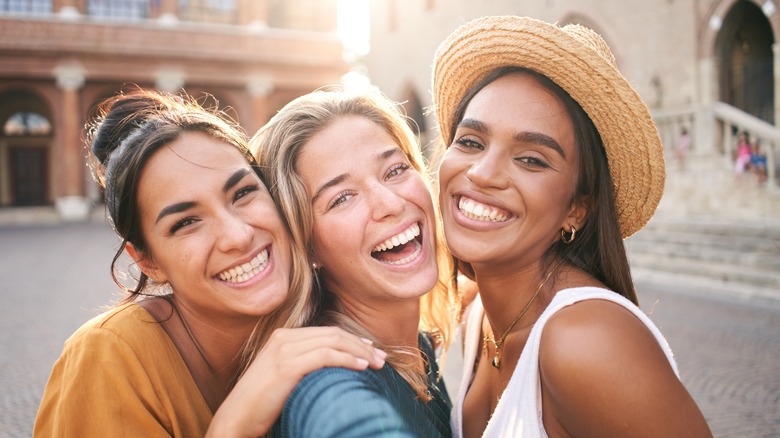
[335,295,421,348]
[140,296,256,411]
[472,262,554,335]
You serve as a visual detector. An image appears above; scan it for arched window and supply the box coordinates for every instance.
[3,112,52,136]
[0,0,52,14]
[178,0,237,24]
[87,0,148,21]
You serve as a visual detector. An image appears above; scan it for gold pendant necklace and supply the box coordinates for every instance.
[482,264,559,369]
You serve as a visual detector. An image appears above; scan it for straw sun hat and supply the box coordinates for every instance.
[432,16,665,239]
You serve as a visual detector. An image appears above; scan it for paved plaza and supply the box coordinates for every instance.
[1,218,778,437]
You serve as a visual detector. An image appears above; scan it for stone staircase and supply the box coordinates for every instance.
[625,152,780,301]
[626,214,780,300]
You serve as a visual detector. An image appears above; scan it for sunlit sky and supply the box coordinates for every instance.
[337,0,370,56]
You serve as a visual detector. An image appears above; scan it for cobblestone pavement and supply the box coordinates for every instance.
[1,220,778,437]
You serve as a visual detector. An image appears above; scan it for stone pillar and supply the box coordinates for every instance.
[695,57,717,155]
[154,68,186,93]
[239,0,267,27]
[54,0,82,19]
[54,63,90,221]
[774,44,780,127]
[156,0,179,25]
[246,75,274,134]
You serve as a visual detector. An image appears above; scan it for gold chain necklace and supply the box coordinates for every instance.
[482,264,559,369]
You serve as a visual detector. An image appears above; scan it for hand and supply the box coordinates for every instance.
[207,326,386,437]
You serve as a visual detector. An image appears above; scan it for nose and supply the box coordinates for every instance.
[216,210,255,253]
[466,149,509,189]
[368,182,406,221]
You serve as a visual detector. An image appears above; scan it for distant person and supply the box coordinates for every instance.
[735,131,753,177]
[34,89,385,436]
[751,141,768,184]
[675,127,691,171]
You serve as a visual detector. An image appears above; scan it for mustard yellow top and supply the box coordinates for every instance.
[34,302,212,437]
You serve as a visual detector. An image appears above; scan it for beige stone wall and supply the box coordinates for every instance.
[366,0,779,143]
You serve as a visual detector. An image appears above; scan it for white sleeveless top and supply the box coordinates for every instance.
[450,287,679,438]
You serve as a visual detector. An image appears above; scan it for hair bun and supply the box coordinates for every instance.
[88,89,185,185]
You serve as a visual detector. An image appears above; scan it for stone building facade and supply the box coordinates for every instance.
[0,0,345,219]
[366,0,780,154]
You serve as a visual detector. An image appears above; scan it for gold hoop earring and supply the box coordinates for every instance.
[561,226,576,244]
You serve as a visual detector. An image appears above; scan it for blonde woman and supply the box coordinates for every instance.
[237,88,458,437]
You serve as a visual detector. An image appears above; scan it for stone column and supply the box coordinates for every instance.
[774,44,780,127]
[54,0,82,19]
[246,75,274,134]
[695,57,717,155]
[54,63,90,221]
[154,68,186,93]
[156,0,179,24]
[239,0,267,27]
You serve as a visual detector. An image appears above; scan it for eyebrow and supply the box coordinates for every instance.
[155,168,252,224]
[515,132,566,159]
[458,118,566,158]
[458,118,488,134]
[310,147,402,205]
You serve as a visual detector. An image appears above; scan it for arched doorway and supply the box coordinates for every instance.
[0,90,53,207]
[717,0,775,123]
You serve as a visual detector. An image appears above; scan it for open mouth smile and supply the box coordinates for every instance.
[370,223,423,265]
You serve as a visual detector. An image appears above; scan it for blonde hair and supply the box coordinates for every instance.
[250,87,458,399]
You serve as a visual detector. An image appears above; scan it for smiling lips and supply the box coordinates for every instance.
[217,249,269,283]
[458,196,511,222]
[371,223,423,265]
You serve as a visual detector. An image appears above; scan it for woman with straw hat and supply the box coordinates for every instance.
[432,16,712,437]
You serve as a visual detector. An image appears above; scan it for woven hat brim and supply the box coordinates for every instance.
[433,16,665,238]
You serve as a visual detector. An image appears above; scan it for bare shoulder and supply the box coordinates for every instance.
[540,297,663,367]
[537,297,711,436]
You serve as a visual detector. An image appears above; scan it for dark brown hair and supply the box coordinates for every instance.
[87,88,256,300]
[445,67,637,304]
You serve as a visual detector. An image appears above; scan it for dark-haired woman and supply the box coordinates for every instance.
[433,17,712,437]
[34,89,385,437]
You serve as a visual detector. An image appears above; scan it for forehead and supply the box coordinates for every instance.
[138,132,251,198]
[149,131,247,171]
[462,72,576,150]
[298,116,399,174]
[466,72,568,120]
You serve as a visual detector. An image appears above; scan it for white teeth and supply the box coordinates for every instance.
[383,240,422,265]
[217,249,270,283]
[458,197,509,222]
[373,223,420,253]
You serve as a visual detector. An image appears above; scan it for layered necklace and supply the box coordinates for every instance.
[482,264,560,369]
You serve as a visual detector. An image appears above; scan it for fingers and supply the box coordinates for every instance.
[210,327,388,437]
[263,326,387,371]
[242,326,387,387]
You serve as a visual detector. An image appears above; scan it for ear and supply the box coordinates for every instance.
[124,242,167,283]
[564,195,590,232]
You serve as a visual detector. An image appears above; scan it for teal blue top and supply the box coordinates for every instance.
[269,333,451,437]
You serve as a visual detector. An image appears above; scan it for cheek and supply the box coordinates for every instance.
[405,177,435,216]
[312,217,349,257]
[524,175,575,215]
[437,150,473,193]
